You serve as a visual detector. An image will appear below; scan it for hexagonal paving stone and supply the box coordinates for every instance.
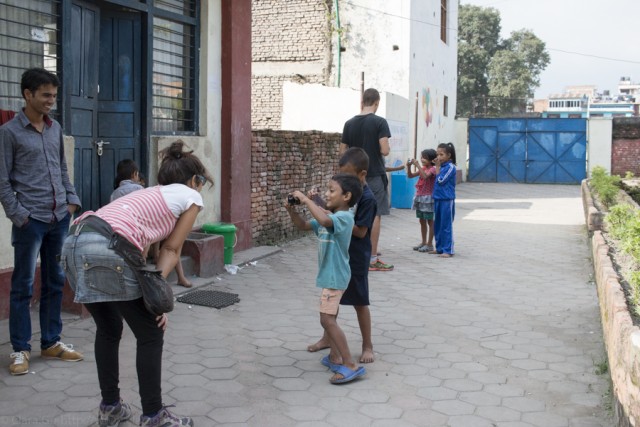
[431,399,475,416]
[477,405,522,422]
[484,384,525,397]
[495,349,529,360]
[522,411,569,427]
[459,391,501,406]
[548,362,586,374]
[511,359,547,371]
[468,372,508,385]
[200,357,237,369]
[528,369,566,381]
[272,377,311,391]
[169,374,210,387]
[358,403,403,419]
[168,386,209,401]
[416,386,458,401]
[430,368,466,380]
[264,366,304,378]
[209,406,254,423]
[319,395,361,411]
[503,396,546,412]
[403,374,442,388]
[443,378,483,392]
[326,410,373,426]
[569,392,603,407]
[251,338,284,348]
[286,405,328,421]
[447,415,497,427]
[348,389,390,403]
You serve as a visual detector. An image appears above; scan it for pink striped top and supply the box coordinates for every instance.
[75,186,177,251]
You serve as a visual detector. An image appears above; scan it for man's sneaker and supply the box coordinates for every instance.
[139,405,194,427]
[9,351,30,375]
[99,400,132,427]
[369,259,394,271]
[41,342,83,362]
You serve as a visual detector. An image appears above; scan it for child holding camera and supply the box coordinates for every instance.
[285,173,366,384]
[406,149,438,253]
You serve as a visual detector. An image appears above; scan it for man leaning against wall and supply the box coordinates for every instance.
[0,68,84,376]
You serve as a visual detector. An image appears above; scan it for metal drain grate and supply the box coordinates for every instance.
[176,289,240,309]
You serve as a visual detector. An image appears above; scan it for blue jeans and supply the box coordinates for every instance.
[10,213,70,352]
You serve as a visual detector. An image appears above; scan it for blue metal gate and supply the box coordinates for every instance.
[468,118,587,183]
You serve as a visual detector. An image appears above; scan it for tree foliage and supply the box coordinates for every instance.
[457,5,550,117]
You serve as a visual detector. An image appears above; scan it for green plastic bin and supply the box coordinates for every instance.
[202,222,237,264]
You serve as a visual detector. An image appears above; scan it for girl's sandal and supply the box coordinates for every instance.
[418,245,431,253]
[413,244,426,251]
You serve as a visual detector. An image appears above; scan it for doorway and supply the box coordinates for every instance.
[68,1,142,210]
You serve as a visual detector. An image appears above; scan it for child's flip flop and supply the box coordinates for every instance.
[321,355,339,372]
[330,365,366,384]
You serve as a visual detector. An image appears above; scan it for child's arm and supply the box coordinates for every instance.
[386,164,405,172]
[406,159,418,178]
[285,197,312,231]
[291,190,334,228]
[352,224,368,239]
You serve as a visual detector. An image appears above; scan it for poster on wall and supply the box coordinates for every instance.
[387,119,410,168]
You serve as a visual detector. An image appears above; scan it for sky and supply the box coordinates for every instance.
[460,0,640,99]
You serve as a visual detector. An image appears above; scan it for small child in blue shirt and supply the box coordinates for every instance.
[307,148,377,364]
[286,173,366,384]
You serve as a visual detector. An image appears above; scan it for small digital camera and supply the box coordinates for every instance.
[287,194,301,205]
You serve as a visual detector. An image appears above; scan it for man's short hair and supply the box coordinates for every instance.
[21,68,60,99]
[332,173,363,207]
[362,88,380,107]
[339,147,369,174]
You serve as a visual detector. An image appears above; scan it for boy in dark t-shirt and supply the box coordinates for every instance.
[307,147,378,363]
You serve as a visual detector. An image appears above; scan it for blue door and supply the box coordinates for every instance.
[68,2,141,210]
[468,118,587,184]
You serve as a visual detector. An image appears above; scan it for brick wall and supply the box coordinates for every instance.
[251,130,341,245]
[612,117,640,177]
[251,0,331,129]
[252,0,329,62]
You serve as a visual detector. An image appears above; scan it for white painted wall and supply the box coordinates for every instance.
[409,0,458,156]
[333,0,458,157]
[587,118,613,175]
[454,118,469,182]
[281,84,411,167]
[335,0,411,96]
[281,82,361,133]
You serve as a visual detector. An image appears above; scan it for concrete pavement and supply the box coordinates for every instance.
[0,183,611,426]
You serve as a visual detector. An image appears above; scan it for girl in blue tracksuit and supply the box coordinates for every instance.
[430,142,457,257]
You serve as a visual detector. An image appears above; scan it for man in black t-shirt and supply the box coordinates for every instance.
[340,88,394,271]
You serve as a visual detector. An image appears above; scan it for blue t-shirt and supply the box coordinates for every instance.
[433,161,456,200]
[349,184,377,276]
[310,210,354,290]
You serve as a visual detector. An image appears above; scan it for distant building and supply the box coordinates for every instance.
[540,79,638,118]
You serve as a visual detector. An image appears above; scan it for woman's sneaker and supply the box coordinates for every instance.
[99,400,132,426]
[140,405,194,427]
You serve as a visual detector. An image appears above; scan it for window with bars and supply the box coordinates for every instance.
[152,0,197,133]
[440,0,447,43]
[0,1,60,113]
